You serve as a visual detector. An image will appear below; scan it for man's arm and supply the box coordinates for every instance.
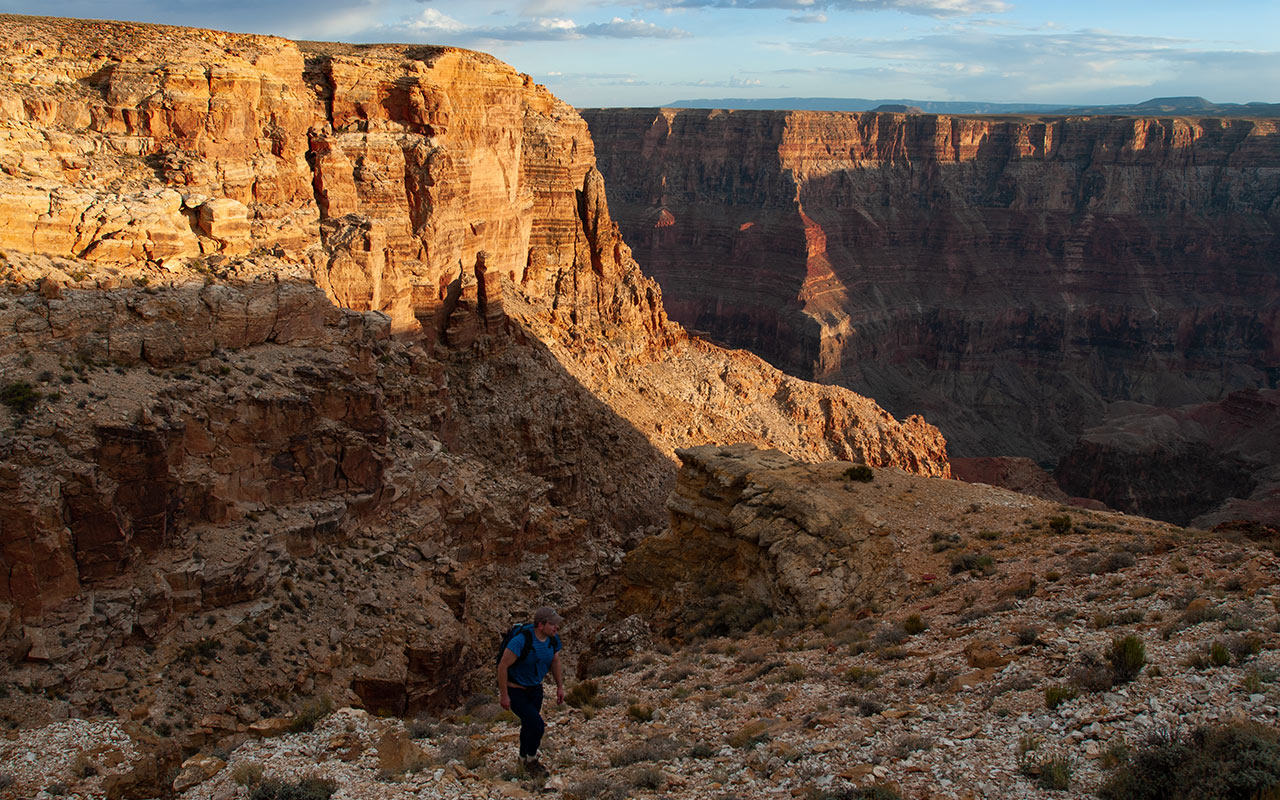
[498,648,517,710]
[550,652,565,705]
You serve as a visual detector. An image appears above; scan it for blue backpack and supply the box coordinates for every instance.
[497,623,561,669]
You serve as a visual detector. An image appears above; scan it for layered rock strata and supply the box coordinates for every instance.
[1058,388,1280,528]
[0,15,947,740]
[583,108,1280,465]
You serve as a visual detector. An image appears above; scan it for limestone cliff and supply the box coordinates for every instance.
[583,108,1280,465]
[0,16,946,737]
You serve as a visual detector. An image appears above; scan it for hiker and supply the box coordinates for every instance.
[497,606,565,776]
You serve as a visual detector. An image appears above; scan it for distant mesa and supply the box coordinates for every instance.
[664,95,1280,117]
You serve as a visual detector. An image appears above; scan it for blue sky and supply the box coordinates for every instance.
[9,0,1279,107]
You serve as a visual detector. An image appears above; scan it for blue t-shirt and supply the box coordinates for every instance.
[506,628,558,687]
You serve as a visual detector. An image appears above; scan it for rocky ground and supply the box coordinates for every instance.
[5,462,1280,800]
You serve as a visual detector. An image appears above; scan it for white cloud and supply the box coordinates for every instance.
[776,28,1280,102]
[651,0,1009,18]
[787,12,828,23]
[388,9,688,41]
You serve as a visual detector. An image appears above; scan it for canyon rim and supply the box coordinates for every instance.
[0,14,1279,800]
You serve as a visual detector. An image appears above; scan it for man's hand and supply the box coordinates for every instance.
[556,685,565,705]
[500,692,511,710]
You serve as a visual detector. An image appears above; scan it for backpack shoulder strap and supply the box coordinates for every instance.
[518,626,535,663]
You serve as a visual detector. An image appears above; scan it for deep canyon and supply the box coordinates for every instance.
[584,108,1280,524]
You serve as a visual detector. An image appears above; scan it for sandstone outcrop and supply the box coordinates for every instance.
[0,15,948,738]
[583,108,1280,467]
[950,456,1070,504]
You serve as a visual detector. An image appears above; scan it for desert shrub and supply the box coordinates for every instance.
[628,765,664,790]
[1114,609,1146,625]
[1045,684,1078,710]
[1014,626,1041,646]
[626,703,654,722]
[232,761,265,787]
[610,735,682,767]
[1047,514,1073,534]
[407,714,438,739]
[874,625,909,647]
[688,742,716,759]
[248,777,337,800]
[903,614,927,635]
[1228,634,1265,663]
[1211,641,1233,667]
[692,595,773,638]
[1106,635,1146,683]
[585,656,626,677]
[1071,652,1117,693]
[0,381,40,415]
[1036,755,1073,790]
[1099,723,1280,800]
[765,664,806,684]
[566,680,604,709]
[950,553,995,576]
[1102,551,1137,573]
[290,696,334,732]
[843,465,874,482]
[843,666,880,687]
[931,532,962,552]
[565,775,628,800]
[804,787,904,800]
[840,694,885,716]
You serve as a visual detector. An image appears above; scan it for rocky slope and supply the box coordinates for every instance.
[7,445,1280,800]
[582,108,1280,469]
[0,13,951,774]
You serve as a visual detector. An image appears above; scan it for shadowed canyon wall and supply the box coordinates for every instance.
[583,108,1280,468]
[0,16,948,738]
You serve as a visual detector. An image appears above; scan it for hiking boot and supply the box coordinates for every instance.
[521,757,548,778]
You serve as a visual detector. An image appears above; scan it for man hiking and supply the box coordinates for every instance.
[497,606,565,776]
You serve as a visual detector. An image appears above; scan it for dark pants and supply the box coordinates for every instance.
[508,684,545,758]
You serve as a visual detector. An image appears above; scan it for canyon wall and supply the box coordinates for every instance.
[0,15,947,738]
[583,108,1280,466]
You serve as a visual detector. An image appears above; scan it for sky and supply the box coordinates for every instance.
[8,0,1280,108]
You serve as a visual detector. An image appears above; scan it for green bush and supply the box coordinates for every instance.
[903,614,927,635]
[1106,635,1146,683]
[0,381,39,415]
[843,465,875,482]
[1037,755,1072,790]
[248,777,337,800]
[1099,723,1280,800]
[1044,684,1078,710]
[1047,514,1073,534]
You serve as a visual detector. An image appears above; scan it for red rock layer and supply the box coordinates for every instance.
[0,16,949,725]
[583,108,1280,463]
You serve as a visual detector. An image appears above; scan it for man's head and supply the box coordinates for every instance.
[533,606,564,634]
